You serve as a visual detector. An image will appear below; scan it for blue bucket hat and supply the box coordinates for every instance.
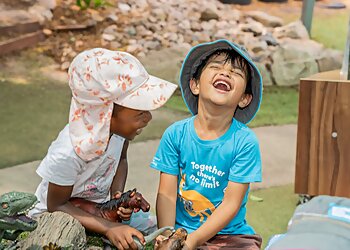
[179,39,263,124]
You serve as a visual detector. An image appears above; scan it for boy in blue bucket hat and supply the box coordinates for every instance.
[151,39,263,249]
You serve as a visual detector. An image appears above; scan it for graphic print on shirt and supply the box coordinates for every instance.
[79,156,116,199]
[178,172,216,222]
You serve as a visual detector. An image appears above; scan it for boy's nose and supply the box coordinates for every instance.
[219,71,231,79]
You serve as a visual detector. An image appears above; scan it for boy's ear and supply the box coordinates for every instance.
[238,94,252,108]
[189,79,199,95]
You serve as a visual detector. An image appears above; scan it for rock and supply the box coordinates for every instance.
[260,33,279,46]
[103,25,117,35]
[90,11,104,22]
[246,11,283,27]
[118,3,131,13]
[125,26,137,36]
[126,44,143,54]
[239,20,266,36]
[200,8,219,21]
[102,33,116,41]
[43,29,53,36]
[316,49,343,72]
[201,20,217,31]
[152,8,167,21]
[28,4,53,24]
[278,38,324,58]
[19,212,86,249]
[107,14,118,22]
[144,40,161,50]
[271,43,319,86]
[256,63,273,86]
[273,20,309,40]
[179,20,191,30]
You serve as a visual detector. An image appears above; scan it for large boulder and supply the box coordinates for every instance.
[19,212,87,250]
[271,39,320,86]
[316,49,343,72]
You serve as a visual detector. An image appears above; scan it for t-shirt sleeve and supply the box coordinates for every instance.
[36,152,82,186]
[150,125,180,176]
[229,132,262,183]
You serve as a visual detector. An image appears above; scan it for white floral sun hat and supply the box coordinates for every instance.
[68,48,177,161]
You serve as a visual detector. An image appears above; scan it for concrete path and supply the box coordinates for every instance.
[0,124,297,207]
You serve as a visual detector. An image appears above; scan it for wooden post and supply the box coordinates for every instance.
[295,70,350,198]
[301,0,315,35]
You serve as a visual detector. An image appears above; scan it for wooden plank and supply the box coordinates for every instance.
[295,77,350,198]
[0,31,45,56]
[0,21,41,35]
[53,24,94,31]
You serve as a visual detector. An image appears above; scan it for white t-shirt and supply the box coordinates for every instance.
[30,125,125,217]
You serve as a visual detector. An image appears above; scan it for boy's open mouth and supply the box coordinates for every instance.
[213,79,231,92]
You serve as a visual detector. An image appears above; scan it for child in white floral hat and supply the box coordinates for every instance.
[29,48,177,249]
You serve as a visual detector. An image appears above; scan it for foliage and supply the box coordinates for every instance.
[76,0,111,9]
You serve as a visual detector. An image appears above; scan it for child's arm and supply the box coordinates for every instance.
[47,182,144,249]
[185,181,248,250]
[156,172,178,230]
[110,140,129,196]
[109,140,133,221]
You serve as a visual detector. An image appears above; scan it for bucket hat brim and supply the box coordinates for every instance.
[179,39,263,124]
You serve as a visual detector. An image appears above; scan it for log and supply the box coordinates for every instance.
[295,70,350,198]
[19,211,86,249]
[0,31,45,56]
[0,21,41,35]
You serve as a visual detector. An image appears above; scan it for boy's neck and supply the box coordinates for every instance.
[194,103,235,140]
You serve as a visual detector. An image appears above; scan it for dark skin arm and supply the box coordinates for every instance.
[110,140,129,196]
[110,140,133,221]
[46,139,144,249]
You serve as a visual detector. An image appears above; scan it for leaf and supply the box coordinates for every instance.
[94,0,102,7]
[249,194,264,202]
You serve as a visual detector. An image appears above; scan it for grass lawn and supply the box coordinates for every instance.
[312,12,348,51]
[0,79,71,169]
[165,86,299,128]
[247,184,299,248]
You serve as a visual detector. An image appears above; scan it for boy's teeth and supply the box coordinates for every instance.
[214,81,230,90]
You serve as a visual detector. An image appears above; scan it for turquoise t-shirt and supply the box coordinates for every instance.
[150,116,262,235]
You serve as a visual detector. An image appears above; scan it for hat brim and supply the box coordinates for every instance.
[179,39,263,124]
[115,75,177,111]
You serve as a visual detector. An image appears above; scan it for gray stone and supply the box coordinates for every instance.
[118,3,131,13]
[240,20,266,36]
[271,44,319,86]
[256,63,273,86]
[200,8,219,21]
[273,20,309,40]
[316,49,343,72]
[102,33,116,41]
[19,212,86,250]
[246,11,283,27]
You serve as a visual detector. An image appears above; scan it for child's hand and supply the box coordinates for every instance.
[105,224,144,250]
[113,191,133,221]
[117,206,133,221]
